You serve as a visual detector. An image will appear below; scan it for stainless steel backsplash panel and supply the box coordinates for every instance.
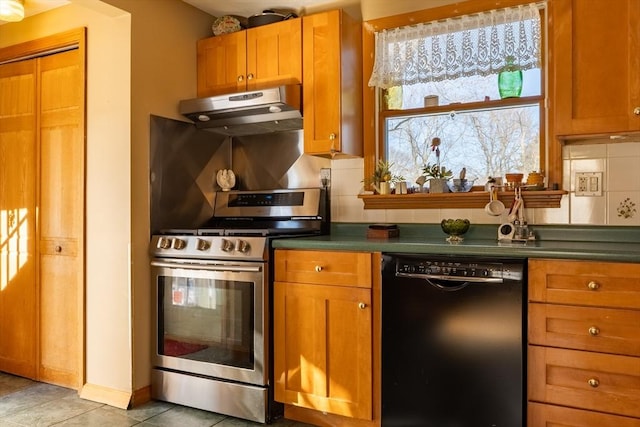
[150,115,329,233]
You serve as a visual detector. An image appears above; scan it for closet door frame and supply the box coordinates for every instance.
[0,28,86,389]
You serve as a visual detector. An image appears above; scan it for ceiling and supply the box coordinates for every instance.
[180,0,348,19]
[14,0,69,19]
[6,0,349,25]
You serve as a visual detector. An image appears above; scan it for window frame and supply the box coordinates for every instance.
[361,0,564,209]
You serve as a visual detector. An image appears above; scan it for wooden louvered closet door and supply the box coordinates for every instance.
[0,29,85,390]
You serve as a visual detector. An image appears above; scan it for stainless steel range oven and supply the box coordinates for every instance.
[150,188,327,424]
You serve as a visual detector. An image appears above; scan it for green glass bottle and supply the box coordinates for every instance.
[498,56,523,99]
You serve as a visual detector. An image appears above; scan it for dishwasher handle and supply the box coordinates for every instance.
[395,271,503,291]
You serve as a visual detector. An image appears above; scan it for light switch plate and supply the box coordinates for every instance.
[575,172,602,196]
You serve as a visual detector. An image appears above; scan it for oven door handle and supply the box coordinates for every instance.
[151,260,262,272]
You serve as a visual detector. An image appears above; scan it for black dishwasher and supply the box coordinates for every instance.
[381,253,526,427]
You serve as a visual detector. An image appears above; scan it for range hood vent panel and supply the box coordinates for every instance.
[179,85,303,136]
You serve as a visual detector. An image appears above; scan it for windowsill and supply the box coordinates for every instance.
[358,189,567,210]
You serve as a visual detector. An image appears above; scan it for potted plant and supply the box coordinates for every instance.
[420,137,452,193]
[365,160,404,195]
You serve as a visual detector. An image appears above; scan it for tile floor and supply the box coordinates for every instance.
[0,372,314,427]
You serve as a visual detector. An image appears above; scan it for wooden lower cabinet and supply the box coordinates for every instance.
[528,259,640,425]
[274,249,379,426]
[528,402,640,427]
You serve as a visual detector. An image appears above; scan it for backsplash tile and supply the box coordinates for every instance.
[608,157,640,192]
[608,192,640,225]
[330,141,640,227]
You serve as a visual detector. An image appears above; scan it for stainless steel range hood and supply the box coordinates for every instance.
[179,85,302,136]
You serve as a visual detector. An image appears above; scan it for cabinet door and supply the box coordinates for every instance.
[528,402,640,427]
[528,345,640,419]
[197,31,247,97]
[303,11,342,155]
[529,303,640,357]
[528,259,640,309]
[553,0,640,136]
[274,281,372,420]
[246,19,301,91]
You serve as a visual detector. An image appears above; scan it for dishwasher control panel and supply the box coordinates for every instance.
[395,258,524,282]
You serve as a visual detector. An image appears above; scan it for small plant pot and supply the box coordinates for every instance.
[429,178,450,193]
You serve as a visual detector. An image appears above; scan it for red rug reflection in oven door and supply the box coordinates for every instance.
[163,338,208,357]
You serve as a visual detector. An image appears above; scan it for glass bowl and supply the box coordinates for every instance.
[440,218,471,243]
[448,178,475,192]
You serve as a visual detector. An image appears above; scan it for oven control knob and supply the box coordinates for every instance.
[221,238,234,252]
[196,238,210,251]
[235,239,251,253]
[157,237,171,250]
[171,238,187,250]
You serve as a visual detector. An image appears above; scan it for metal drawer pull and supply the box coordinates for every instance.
[588,378,600,388]
[587,281,600,290]
[315,265,323,272]
[588,326,600,336]
[634,107,640,115]
[55,245,62,253]
[358,302,367,309]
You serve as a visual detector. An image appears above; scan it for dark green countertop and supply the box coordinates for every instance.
[272,224,640,262]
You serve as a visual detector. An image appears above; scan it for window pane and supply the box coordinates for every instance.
[388,69,541,109]
[386,104,540,186]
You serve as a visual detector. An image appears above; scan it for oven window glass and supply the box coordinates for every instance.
[157,276,255,369]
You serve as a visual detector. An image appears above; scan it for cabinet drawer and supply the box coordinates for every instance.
[528,402,640,427]
[528,346,640,419]
[529,303,640,356]
[529,259,640,309]
[275,250,372,288]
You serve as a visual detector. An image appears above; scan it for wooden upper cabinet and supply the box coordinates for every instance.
[197,31,246,96]
[303,10,363,157]
[197,19,302,97]
[246,19,302,91]
[552,0,640,137]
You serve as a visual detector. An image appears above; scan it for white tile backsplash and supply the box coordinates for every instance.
[329,141,640,226]
[608,141,640,157]
[568,144,607,159]
[607,157,640,192]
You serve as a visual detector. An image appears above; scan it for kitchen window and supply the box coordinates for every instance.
[360,1,561,208]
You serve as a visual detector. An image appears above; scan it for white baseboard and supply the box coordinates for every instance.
[80,382,132,409]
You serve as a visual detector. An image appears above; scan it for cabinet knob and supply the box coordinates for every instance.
[237,75,244,82]
[247,73,254,80]
[634,107,640,116]
[314,265,323,272]
[55,245,62,253]
[588,378,600,388]
[358,302,367,309]
[588,326,600,336]
[587,281,600,290]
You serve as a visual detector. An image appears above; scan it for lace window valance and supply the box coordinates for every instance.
[368,3,543,88]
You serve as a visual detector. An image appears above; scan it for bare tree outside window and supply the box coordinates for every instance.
[385,71,541,187]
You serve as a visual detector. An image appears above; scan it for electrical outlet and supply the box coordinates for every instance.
[320,168,331,187]
[575,172,602,196]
